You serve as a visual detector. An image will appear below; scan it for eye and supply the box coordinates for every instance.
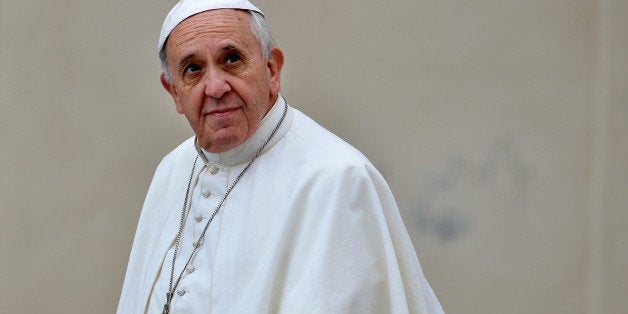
[183,63,201,74]
[225,53,242,64]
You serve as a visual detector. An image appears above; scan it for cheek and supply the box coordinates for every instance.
[179,88,204,113]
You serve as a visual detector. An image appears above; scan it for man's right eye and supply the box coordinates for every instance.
[184,64,201,74]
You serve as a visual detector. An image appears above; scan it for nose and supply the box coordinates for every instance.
[203,69,232,99]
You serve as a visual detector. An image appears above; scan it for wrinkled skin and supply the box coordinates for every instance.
[161,9,284,153]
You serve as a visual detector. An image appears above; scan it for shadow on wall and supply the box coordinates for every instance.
[410,137,535,243]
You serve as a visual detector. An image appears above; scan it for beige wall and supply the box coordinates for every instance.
[0,0,626,313]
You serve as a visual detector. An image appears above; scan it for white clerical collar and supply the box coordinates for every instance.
[194,95,292,166]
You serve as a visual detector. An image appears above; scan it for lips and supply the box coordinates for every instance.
[207,107,240,118]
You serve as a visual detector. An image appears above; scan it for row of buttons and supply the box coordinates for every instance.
[201,164,220,198]
[173,163,222,299]
[176,264,197,297]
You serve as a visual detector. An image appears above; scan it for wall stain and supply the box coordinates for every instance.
[412,137,534,243]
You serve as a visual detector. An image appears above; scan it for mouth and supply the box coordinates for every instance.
[207,107,240,118]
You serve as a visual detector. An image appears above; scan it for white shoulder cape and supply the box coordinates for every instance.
[118,100,443,313]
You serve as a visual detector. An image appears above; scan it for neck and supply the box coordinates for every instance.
[194,94,291,166]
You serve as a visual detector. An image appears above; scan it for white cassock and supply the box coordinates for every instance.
[118,96,444,314]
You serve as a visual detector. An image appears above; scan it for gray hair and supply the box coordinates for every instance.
[160,10,276,83]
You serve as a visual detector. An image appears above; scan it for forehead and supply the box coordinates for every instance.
[166,9,256,55]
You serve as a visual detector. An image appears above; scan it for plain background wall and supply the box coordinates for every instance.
[0,0,626,313]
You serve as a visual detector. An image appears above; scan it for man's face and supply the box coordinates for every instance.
[161,9,283,153]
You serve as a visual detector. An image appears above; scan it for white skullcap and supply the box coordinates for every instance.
[158,0,264,53]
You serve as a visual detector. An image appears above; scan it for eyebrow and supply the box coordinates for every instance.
[175,45,245,71]
[177,53,197,72]
[222,45,243,55]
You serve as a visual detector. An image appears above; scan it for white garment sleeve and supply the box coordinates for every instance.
[275,162,443,314]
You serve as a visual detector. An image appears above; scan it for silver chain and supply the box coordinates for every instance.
[163,103,288,313]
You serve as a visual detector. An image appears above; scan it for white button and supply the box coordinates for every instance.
[207,165,219,175]
[194,214,204,222]
[193,239,203,248]
[201,189,211,198]
[177,289,187,296]
[186,265,196,274]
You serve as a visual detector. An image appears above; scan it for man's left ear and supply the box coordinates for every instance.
[267,48,284,96]
[161,72,184,114]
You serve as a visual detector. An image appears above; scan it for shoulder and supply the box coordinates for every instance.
[283,108,372,169]
[153,136,196,173]
[159,136,196,166]
[144,136,197,196]
[270,107,389,194]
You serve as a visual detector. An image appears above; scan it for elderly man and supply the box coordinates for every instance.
[118,0,443,313]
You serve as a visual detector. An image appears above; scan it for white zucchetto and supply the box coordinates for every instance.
[158,0,263,53]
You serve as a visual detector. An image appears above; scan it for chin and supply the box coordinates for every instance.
[202,128,247,153]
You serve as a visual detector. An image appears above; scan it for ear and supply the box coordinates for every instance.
[267,48,284,97]
[161,72,184,114]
